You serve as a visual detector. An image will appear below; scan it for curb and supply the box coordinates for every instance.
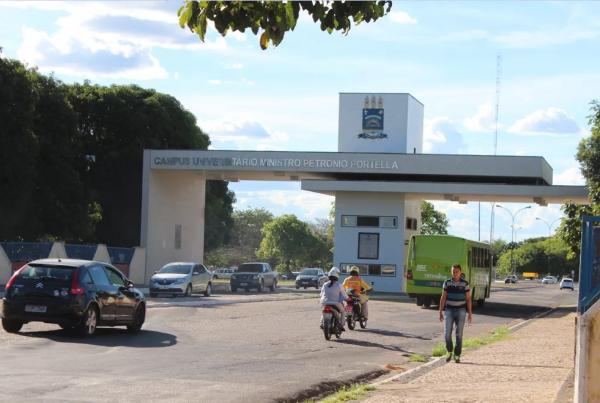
[369,306,560,388]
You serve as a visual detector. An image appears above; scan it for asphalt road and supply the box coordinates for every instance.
[0,283,577,403]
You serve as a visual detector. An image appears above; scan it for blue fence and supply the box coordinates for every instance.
[0,242,53,262]
[107,247,135,265]
[65,244,98,260]
[578,215,600,314]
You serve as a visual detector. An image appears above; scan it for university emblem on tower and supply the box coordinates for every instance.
[359,95,387,139]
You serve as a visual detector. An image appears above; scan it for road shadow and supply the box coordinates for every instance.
[474,301,550,320]
[334,338,418,354]
[17,328,177,348]
[360,328,432,341]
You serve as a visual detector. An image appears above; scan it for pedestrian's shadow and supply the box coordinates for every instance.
[360,328,432,341]
[335,338,417,354]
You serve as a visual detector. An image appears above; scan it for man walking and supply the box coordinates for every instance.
[439,264,472,363]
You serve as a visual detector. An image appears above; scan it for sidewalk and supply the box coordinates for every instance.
[361,307,576,403]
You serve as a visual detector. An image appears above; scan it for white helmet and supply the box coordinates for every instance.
[328,267,340,279]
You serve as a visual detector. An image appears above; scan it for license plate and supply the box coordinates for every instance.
[239,283,248,287]
[345,305,353,313]
[322,313,332,320]
[25,305,47,313]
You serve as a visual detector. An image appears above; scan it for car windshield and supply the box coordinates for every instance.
[237,264,263,273]
[17,264,74,282]
[159,264,193,274]
[300,269,319,276]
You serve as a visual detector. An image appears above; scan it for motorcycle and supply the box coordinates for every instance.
[345,289,368,330]
[321,305,343,340]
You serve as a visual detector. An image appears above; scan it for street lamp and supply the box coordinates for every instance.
[535,217,561,237]
[496,205,532,275]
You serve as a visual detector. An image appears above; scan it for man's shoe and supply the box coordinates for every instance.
[454,355,460,363]
[445,353,452,362]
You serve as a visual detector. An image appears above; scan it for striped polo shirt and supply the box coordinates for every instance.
[443,277,470,308]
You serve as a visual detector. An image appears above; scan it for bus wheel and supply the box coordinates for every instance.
[416,296,424,307]
[423,297,432,308]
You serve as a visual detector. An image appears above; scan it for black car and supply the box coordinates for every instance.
[1,258,146,337]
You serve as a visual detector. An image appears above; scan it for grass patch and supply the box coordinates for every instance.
[315,384,375,403]
[408,353,428,362]
[431,326,511,357]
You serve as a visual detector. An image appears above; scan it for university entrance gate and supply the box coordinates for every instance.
[140,93,588,292]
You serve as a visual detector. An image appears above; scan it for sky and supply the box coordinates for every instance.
[0,1,597,243]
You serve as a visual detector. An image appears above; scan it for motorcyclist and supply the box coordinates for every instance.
[320,267,348,331]
[342,266,373,321]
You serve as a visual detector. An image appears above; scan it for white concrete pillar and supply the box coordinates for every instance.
[94,244,111,263]
[0,244,11,284]
[128,247,147,285]
[141,151,205,283]
[49,242,67,258]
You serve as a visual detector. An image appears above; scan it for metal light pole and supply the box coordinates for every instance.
[497,205,532,275]
[535,217,561,237]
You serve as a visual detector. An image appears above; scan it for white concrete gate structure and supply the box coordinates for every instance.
[140,93,588,290]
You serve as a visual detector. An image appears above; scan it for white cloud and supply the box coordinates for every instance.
[208,80,222,85]
[554,167,585,185]
[228,63,244,69]
[234,190,333,222]
[18,27,168,80]
[463,102,497,132]
[388,11,417,25]
[423,117,467,154]
[202,119,290,150]
[13,1,231,80]
[508,107,581,136]
[493,27,599,48]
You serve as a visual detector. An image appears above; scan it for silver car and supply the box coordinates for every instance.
[149,262,213,297]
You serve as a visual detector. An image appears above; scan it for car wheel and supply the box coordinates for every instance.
[204,283,212,297]
[303,286,307,289]
[257,281,263,292]
[423,297,432,308]
[295,285,299,289]
[269,281,276,292]
[76,306,98,337]
[416,296,424,307]
[127,304,145,333]
[184,284,192,297]
[2,318,23,333]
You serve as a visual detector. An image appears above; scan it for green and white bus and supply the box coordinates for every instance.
[404,235,492,308]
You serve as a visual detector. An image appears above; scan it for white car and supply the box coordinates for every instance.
[150,262,213,297]
[213,268,236,279]
[559,278,575,290]
[542,276,558,284]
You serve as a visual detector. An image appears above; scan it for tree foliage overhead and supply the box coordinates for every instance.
[559,100,600,258]
[420,201,449,235]
[178,1,392,50]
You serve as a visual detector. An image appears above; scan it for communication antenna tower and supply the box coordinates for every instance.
[490,54,502,246]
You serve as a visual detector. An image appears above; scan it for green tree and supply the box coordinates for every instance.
[230,208,274,255]
[178,1,392,50]
[0,59,40,240]
[204,180,235,251]
[257,214,328,272]
[420,201,449,235]
[559,101,600,258]
[496,236,577,278]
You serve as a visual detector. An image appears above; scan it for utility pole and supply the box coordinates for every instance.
[489,54,502,273]
[497,204,531,275]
